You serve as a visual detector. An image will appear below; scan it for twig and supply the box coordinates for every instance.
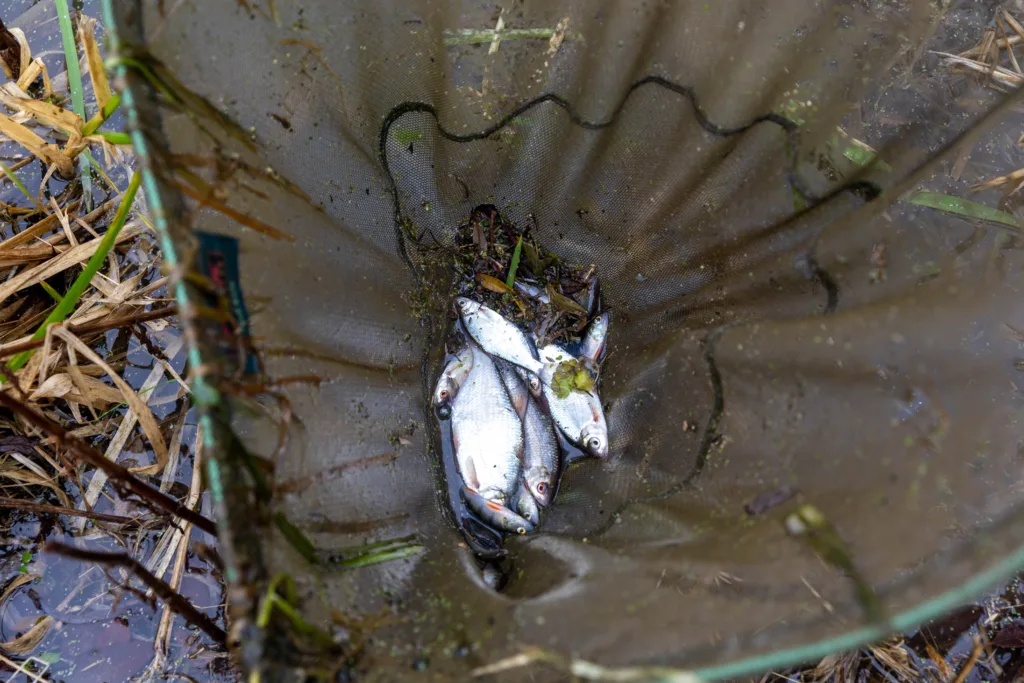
[0,496,143,525]
[0,390,217,534]
[951,638,983,683]
[960,33,1023,57]
[0,305,177,357]
[148,425,204,673]
[45,541,226,645]
[998,12,1022,74]
[471,645,702,681]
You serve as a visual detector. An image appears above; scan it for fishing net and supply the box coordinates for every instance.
[103,0,1024,680]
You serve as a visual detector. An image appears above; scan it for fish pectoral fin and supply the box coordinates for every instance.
[463,455,479,490]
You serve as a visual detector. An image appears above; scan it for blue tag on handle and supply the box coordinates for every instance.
[194,231,259,376]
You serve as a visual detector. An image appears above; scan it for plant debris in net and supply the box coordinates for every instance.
[447,203,599,351]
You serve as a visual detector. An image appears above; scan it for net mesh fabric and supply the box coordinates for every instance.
[109,0,1024,679]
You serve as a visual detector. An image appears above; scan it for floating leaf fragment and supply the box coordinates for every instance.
[476,273,512,294]
[909,190,1021,230]
[546,284,588,316]
[574,369,595,393]
[523,240,542,274]
[550,358,597,398]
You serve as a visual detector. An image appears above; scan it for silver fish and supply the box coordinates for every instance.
[500,364,549,516]
[513,280,550,304]
[507,364,558,506]
[455,297,544,375]
[451,342,533,534]
[433,344,474,419]
[520,389,561,506]
[480,561,505,591]
[496,360,529,420]
[539,344,610,459]
[463,487,535,535]
[514,479,541,526]
[582,276,601,319]
[579,313,610,371]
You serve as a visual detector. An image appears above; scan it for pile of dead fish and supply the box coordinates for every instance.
[434,297,610,536]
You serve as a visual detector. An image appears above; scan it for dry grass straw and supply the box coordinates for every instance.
[0,7,207,672]
[939,8,1024,204]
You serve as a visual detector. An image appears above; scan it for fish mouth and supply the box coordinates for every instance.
[580,428,609,458]
[463,488,535,535]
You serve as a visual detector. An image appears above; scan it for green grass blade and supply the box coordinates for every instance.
[55,0,92,207]
[81,93,120,136]
[273,512,317,564]
[96,131,131,145]
[908,190,1021,230]
[39,281,62,303]
[506,235,522,289]
[0,160,43,210]
[6,169,141,374]
[335,543,423,569]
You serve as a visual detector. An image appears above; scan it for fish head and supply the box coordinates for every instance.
[586,313,609,341]
[524,465,555,506]
[586,313,609,346]
[454,297,480,317]
[525,371,543,396]
[513,366,544,397]
[516,486,542,525]
[580,422,609,459]
[433,377,456,418]
[464,488,534,535]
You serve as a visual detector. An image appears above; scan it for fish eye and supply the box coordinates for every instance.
[439,389,449,398]
[537,482,547,494]
[588,437,601,449]
[516,527,526,535]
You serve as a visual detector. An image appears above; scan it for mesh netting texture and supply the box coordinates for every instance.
[107,0,1024,680]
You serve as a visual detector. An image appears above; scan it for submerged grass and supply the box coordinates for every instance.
[0,159,42,209]
[55,0,92,205]
[909,190,1021,230]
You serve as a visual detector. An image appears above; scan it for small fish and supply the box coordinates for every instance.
[496,360,529,419]
[581,276,601,319]
[579,313,609,371]
[514,479,540,526]
[464,487,535,535]
[500,364,551,516]
[515,373,560,506]
[539,344,610,459]
[451,342,528,531]
[480,561,506,590]
[513,280,550,304]
[433,345,474,419]
[455,297,543,375]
